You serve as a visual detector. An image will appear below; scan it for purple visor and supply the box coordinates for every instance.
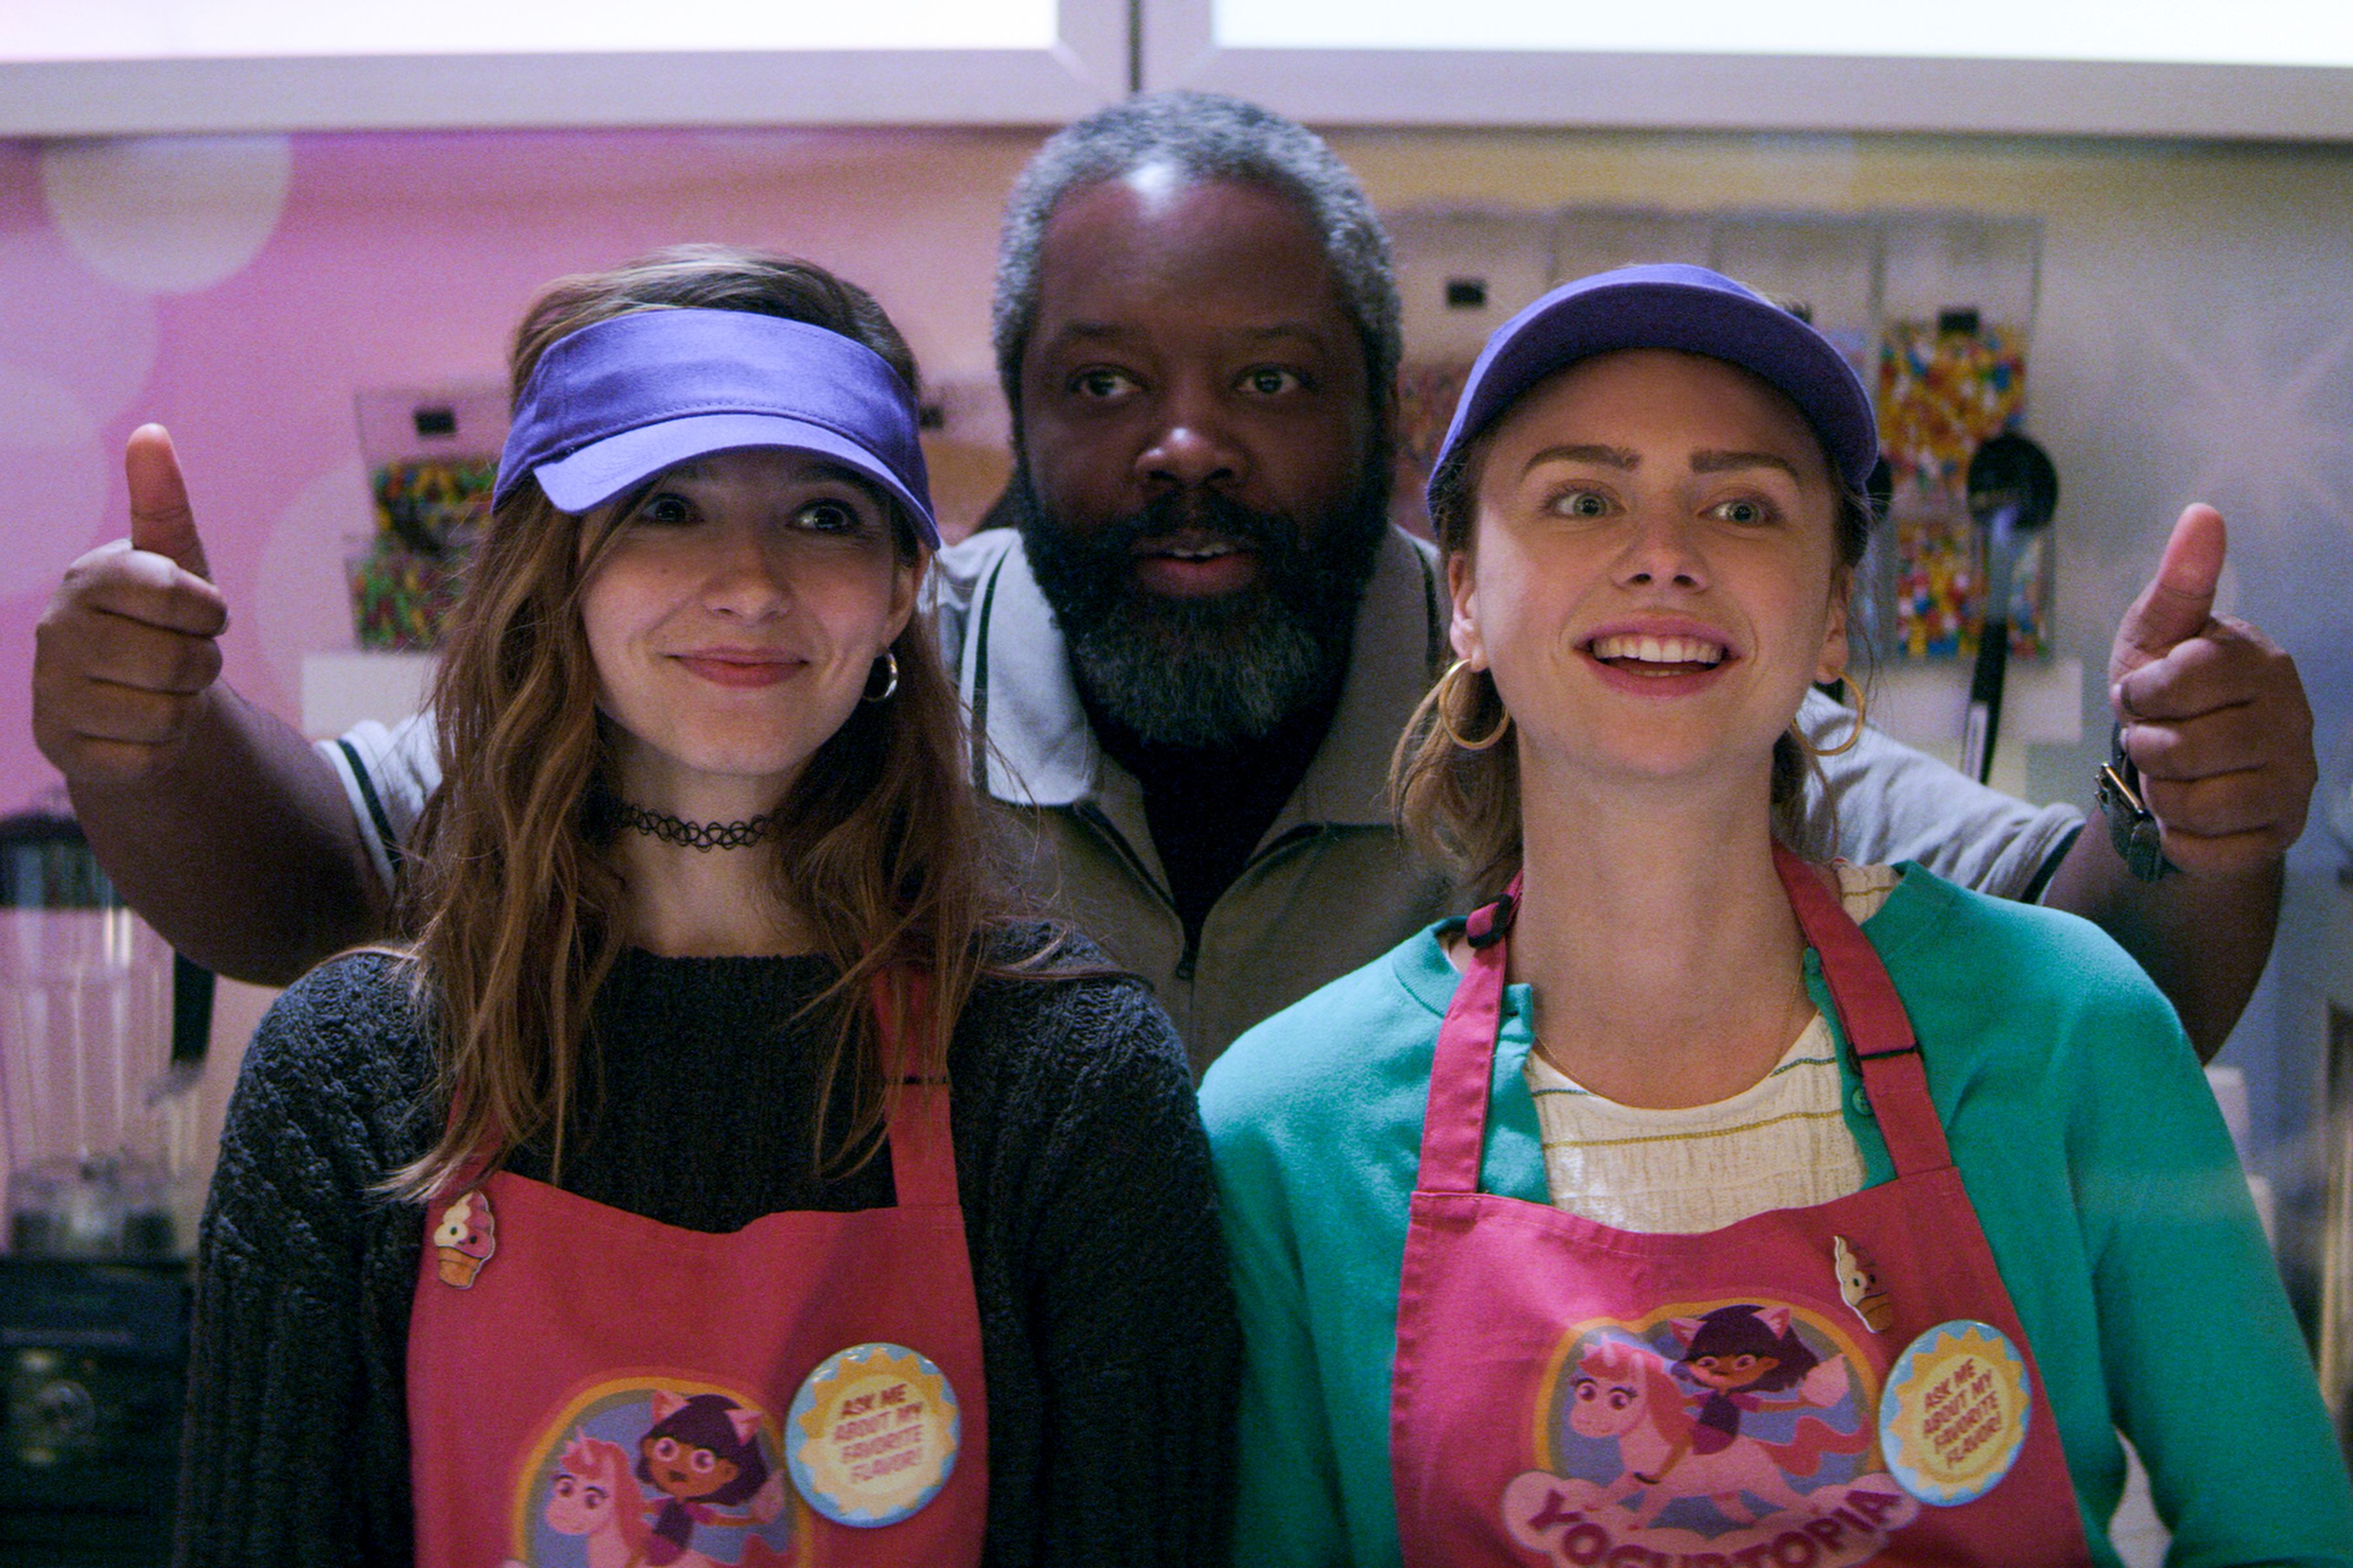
[495,308,938,547]
[1431,263,1879,505]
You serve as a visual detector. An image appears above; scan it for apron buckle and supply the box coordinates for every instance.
[1465,893,1517,950]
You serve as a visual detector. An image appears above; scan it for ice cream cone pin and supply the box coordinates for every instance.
[433,1188,497,1288]
[1833,1234,1895,1332]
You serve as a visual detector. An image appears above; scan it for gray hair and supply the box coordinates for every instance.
[992,90,1401,427]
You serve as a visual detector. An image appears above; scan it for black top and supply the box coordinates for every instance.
[1090,694,1339,958]
[175,929,1238,1567]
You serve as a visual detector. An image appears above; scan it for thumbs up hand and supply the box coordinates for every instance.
[2107,504,2314,875]
[124,422,213,580]
[33,425,233,785]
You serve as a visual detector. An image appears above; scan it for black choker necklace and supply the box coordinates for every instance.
[616,802,775,852]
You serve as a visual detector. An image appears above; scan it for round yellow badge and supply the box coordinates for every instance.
[1877,1320,2031,1506]
[786,1343,960,1527]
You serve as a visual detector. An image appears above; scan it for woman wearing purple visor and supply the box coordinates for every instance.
[178,247,1236,1567]
[1201,265,2347,1565]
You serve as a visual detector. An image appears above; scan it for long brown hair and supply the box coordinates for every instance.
[1392,382,1873,904]
[390,246,1016,1201]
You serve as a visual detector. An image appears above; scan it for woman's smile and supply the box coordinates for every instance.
[669,646,814,689]
[1585,633,1727,671]
[1578,620,1739,693]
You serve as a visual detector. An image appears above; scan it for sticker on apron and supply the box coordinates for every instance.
[1832,1235,1894,1333]
[1505,1303,1919,1558]
[431,1188,495,1288]
[1878,1319,2031,1505]
[511,1379,801,1563]
[788,1342,960,1527]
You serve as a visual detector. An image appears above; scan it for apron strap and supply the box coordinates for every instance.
[430,1081,500,1200]
[871,970,962,1210]
[1415,879,1521,1196]
[1768,844,1954,1176]
[1418,854,1956,1194]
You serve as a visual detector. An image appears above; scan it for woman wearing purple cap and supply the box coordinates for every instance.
[1200,265,2346,1565]
[178,246,1237,1567]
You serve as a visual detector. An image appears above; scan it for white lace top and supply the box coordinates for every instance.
[1524,861,1899,1234]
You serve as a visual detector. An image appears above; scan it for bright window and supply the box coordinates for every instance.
[3,0,1059,60]
[1215,0,2353,69]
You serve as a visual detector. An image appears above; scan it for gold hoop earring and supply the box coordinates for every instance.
[1433,659,1512,752]
[1796,675,1867,758]
[862,650,900,703]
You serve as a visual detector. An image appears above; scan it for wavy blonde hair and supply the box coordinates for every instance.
[389,246,1016,1200]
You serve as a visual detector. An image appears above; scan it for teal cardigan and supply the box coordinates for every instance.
[1201,866,2351,1567]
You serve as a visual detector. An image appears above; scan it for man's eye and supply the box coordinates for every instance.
[1070,369,1135,399]
[1239,367,1304,396]
[797,499,862,533]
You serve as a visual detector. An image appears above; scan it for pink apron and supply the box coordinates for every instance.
[1390,845,2093,1566]
[407,996,988,1568]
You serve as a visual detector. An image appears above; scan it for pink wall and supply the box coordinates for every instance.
[6,124,2349,858]
[0,126,1043,814]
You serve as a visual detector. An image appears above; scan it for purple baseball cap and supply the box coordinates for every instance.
[495,307,939,547]
[1431,263,1879,505]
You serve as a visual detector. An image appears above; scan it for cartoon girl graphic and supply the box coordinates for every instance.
[1512,1309,1895,1549]
[632,1392,786,1563]
[1637,1304,1841,1484]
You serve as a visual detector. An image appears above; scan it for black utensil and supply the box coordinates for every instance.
[1960,432,2060,783]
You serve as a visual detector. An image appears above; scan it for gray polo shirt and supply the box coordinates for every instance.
[938,527,1460,1076]
[327,527,2082,1076]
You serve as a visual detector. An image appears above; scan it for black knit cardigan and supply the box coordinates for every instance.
[175,931,1238,1567]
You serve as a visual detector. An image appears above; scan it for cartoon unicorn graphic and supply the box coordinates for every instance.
[536,1429,645,1568]
[1568,1331,1869,1528]
[524,1419,796,1568]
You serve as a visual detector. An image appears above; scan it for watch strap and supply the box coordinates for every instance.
[2097,726,2176,882]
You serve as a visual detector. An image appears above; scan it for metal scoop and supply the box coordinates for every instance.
[1960,432,2060,783]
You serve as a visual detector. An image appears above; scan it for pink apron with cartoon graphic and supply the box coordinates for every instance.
[1389,845,2094,1567]
[407,993,988,1568]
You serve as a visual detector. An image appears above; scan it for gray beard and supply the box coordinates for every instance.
[1011,465,1390,750]
[1063,587,1337,750]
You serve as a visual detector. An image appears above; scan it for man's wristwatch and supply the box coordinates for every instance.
[2095,726,2177,882]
